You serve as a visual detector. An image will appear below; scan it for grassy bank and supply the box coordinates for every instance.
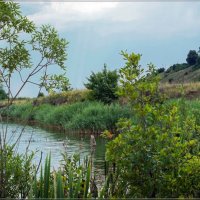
[1,101,132,134]
[2,83,200,134]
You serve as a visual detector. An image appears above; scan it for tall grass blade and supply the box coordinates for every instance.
[39,165,43,198]
[56,171,64,199]
[68,162,73,198]
[32,169,38,198]
[84,160,91,198]
[44,154,51,198]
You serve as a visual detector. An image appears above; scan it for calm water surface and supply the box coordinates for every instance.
[1,122,106,185]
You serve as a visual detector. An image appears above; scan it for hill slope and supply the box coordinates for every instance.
[160,65,200,84]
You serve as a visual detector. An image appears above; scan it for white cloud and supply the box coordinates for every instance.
[27,2,200,38]
[29,3,118,27]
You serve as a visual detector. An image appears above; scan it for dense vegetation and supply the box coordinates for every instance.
[3,51,200,198]
[159,48,200,84]
[2,101,132,133]
[104,52,200,198]
[84,64,119,104]
[1,0,200,198]
[0,85,7,100]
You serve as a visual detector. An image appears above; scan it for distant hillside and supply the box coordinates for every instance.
[160,64,200,84]
[158,48,200,84]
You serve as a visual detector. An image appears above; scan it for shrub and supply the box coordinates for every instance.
[105,51,200,198]
[157,67,165,73]
[0,86,8,100]
[84,64,119,104]
[0,145,34,198]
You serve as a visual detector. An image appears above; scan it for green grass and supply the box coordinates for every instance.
[2,101,132,133]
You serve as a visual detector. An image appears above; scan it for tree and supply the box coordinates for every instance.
[0,0,70,101]
[104,51,200,198]
[0,1,70,197]
[84,64,119,104]
[186,50,198,66]
[157,67,165,73]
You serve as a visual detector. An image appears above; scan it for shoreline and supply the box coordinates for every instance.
[1,116,104,137]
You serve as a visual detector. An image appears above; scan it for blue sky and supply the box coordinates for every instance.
[15,2,200,97]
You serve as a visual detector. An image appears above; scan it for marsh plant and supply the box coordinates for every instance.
[104,51,200,198]
[30,154,94,199]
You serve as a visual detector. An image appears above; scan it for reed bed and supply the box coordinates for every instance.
[1,101,132,134]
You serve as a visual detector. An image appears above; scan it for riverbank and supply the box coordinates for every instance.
[2,84,200,135]
[1,100,132,134]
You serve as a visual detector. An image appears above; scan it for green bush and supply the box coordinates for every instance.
[84,64,119,104]
[0,145,34,198]
[105,51,200,198]
[0,86,8,100]
[157,67,165,73]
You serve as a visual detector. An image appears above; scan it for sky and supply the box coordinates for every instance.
[12,2,200,97]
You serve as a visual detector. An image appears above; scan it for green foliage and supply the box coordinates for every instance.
[2,102,34,120]
[31,153,92,199]
[37,89,90,106]
[37,92,44,98]
[105,51,200,198]
[0,145,34,198]
[156,67,165,73]
[186,50,198,66]
[85,64,119,104]
[0,1,70,100]
[34,104,53,123]
[3,101,131,133]
[0,86,8,100]
[165,63,189,73]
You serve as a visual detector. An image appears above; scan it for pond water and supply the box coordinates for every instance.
[1,122,106,185]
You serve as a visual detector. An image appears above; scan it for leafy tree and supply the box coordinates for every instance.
[37,92,44,98]
[104,51,200,198]
[157,67,165,73]
[0,1,70,197]
[186,50,198,66]
[84,64,119,104]
[0,86,8,100]
[0,0,70,102]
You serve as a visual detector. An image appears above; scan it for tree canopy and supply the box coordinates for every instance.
[186,50,198,66]
[85,64,119,104]
[0,0,70,101]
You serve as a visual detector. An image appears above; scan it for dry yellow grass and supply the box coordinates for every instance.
[160,82,200,99]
